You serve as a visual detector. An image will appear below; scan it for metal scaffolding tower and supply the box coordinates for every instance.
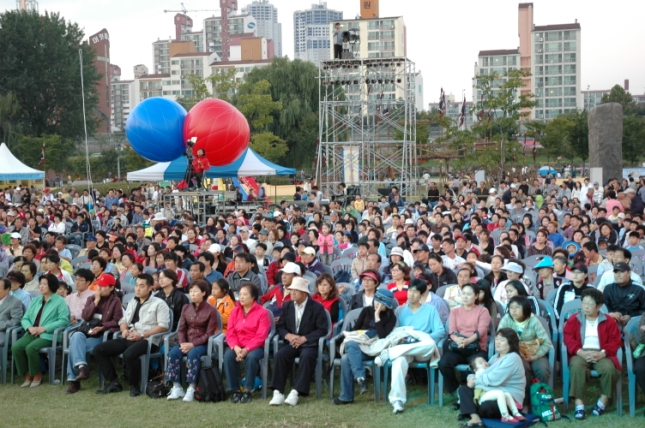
[316,57,418,199]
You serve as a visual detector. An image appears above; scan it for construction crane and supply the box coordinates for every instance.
[163,2,218,14]
[164,1,238,63]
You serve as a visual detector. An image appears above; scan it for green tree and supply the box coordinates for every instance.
[243,57,320,168]
[11,134,75,172]
[176,68,239,110]
[123,146,154,173]
[0,91,20,144]
[623,115,645,165]
[453,68,536,180]
[0,10,100,140]
[600,84,637,115]
[250,132,288,162]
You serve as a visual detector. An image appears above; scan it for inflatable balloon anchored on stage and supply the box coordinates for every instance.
[125,98,187,162]
[183,98,250,166]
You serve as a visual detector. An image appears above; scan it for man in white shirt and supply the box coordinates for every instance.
[65,269,95,325]
[440,238,465,270]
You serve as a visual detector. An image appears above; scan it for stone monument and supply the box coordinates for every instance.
[588,102,623,184]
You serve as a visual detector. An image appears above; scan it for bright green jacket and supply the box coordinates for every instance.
[21,294,70,341]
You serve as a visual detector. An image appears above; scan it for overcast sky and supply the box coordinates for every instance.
[3,0,645,107]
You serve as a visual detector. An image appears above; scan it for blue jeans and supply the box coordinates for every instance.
[67,332,103,381]
[166,344,208,384]
[339,340,370,401]
[223,347,264,392]
[66,234,83,247]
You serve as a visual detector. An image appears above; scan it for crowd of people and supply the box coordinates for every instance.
[0,173,645,422]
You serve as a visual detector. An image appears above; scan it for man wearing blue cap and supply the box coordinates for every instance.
[78,235,98,258]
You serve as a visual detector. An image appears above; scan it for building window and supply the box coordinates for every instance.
[563,53,576,63]
[564,86,576,96]
[563,75,576,85]
[545,42,561,52]
[563,64,576,74]
[545,54,562,63]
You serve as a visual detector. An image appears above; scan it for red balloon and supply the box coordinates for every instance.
[183,99,250,166]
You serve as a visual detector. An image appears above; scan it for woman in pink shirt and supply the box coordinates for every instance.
[604,190,623,213]
[224,283,271,403]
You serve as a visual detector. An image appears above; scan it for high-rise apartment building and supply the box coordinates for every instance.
[111,80,136,131]
[204,14,257,59]
[173,13,193,40]
[331,16,406,60]
[474,3,581,121]
[294,2,343,66]
[242,0,282,57]
[89,28,112,133]
[133,64,148,78]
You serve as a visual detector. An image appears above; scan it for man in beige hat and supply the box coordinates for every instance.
[269,277,328,407]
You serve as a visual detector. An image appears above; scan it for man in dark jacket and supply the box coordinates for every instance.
[603,262,645,326]
[269,277,328,407]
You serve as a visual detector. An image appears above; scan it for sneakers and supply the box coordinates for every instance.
[240,391,252,404]
[269,390,285,406]
[231,390,243,403]
[375,349,390,367]
[167,386,185,400]
[183,386,195,402]
[284,389,299,406]
[357,378,368,395]
[392,400,405,414]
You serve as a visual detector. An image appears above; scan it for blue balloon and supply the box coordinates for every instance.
[126,98,187,162]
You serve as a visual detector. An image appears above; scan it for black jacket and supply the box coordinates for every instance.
[429,268,457,292]
[277,298,328,348]
[353,306,396,339]
[155,288,189,331]
[603,280,645,318]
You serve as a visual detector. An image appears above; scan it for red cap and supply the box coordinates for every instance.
[96,274,116,287]
[359,271,380,282]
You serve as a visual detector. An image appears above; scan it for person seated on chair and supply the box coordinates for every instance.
[65,274,122,394]
[443,267,472,310]
[0,277,25,350]
[602,262,645,327]
[457,329,526,427]
[207,278,235,333]
[312,273,341,324]
[438,282,491,400]
[553,262,592,319]
[224,282,271,404]
[269,277,328,407]
[301,246,325,277]
[333,288,397,405]
[65,268,95,326]
[498,296,553,385]
[154,269,189,332]
[347,270,380,311]
[166,279,219,403]
[376,278,445,414]
[93,273,170,397]
[563,288,622,420]
[6,271,32,310]
[12,273,70,388]
[633,315,645,411]
[42,252,74,290]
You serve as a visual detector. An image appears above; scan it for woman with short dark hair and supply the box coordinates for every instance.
[563,288,622,420]
[223,283,271,404]
[12,273,70,387]
[457,328,526,426]
[166,279,219,402]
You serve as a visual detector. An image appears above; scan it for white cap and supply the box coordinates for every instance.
[404,218,414,225]
[390,247,405,258]
[208,244,222,254]
[489,188,496,194]
[10,232,21,239]
[501,262,524,274]
[152,212,166,221]
[281,262,302,275]
[303,247,316,255]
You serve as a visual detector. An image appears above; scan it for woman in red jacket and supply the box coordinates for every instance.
[166,280,219,402]
[312,273,341,323]
[563,288,622,420]
[224,283,271,403]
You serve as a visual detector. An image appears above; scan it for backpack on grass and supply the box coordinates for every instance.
[530,381,562,423]
[195,359,226,403]
[482,413,540,428]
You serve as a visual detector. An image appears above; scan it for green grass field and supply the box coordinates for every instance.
[1,368,642,428]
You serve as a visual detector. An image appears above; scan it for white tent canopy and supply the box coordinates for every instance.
[0,143,45,180]
[125,161,171,182]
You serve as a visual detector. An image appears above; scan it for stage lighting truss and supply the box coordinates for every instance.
[316,58,418,199]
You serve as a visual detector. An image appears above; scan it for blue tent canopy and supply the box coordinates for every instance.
[127,148,296,181]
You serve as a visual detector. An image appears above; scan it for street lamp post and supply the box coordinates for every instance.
[116,144,123,180]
